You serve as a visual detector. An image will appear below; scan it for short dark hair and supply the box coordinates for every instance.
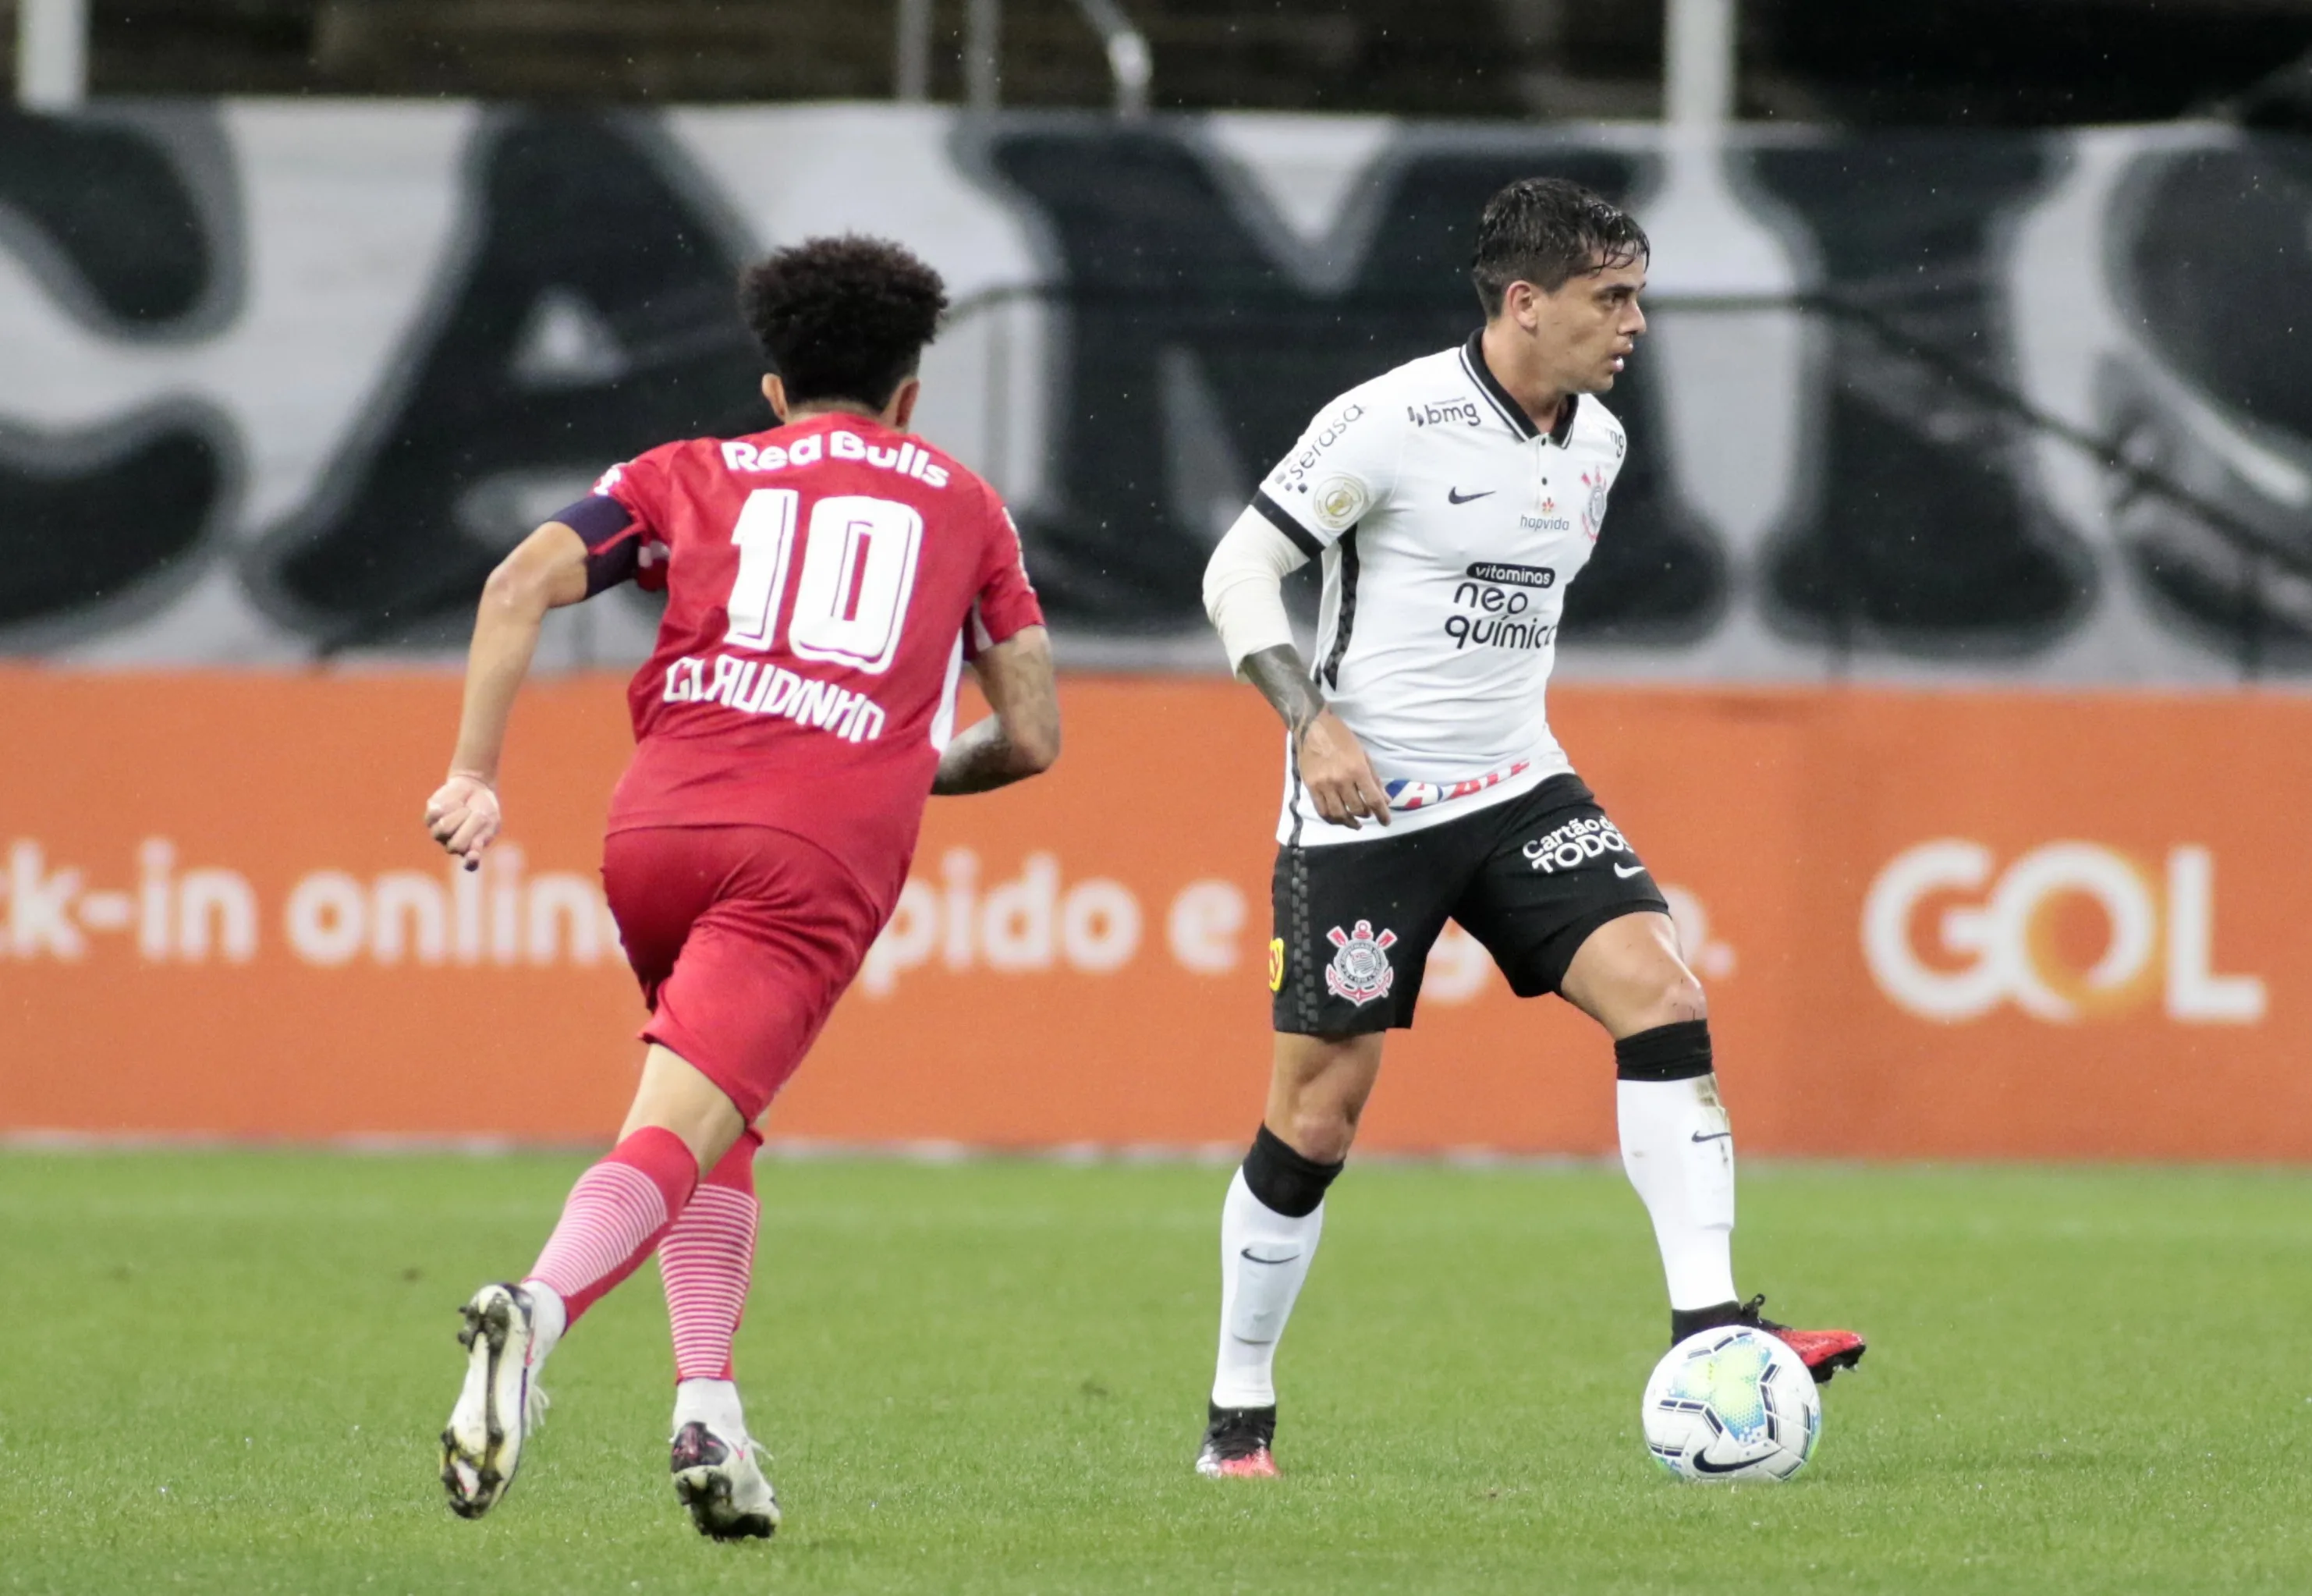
[1470,178,1649,315]
[738,235,949,410]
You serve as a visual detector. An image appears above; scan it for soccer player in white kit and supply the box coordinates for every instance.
[1193,177,1865,1477]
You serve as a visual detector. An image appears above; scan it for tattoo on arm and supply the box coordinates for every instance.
[929,717,1058,796]
[931,718,1017,796]
[930,629,1060,797]
[1241,644,1327,744]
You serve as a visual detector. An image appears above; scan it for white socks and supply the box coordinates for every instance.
[1211,1167,1324,1409]
[674,1377,749,1438]
[520,1280,569,1371]
[1617,1073,1739,1311]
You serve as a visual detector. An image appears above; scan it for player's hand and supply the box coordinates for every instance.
[1297,710,1392,830]
[424,770,502,871]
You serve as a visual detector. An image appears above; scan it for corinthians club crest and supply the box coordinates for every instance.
[1580,466,1610,541]
[1325,920,1399,1005]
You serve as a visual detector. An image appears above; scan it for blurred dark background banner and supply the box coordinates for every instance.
[5,103,2311,682]
[4,0,2312,681]
[13,0,2312,126]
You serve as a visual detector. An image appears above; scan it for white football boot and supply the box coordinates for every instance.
[670,1420,782,1540]
[441,1282,549,1518]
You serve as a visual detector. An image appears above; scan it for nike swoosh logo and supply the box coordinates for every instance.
[1239,1246,1302,1266]
[1446,488,1494,504]
[1690,1130,1731,1144]
[1613,862,1647,878]
[1688,1448,1752,1475]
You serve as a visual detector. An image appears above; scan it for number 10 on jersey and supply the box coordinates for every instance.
[724,488,925,675]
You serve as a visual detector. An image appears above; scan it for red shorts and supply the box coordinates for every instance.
[602,825,888,1122]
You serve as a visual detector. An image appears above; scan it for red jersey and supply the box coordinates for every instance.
[570,413,1043,905]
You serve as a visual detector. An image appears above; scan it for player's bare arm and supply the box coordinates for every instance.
[1204,507,1389,830]
[424,520,590,870]
[1239,644,1389,830]
[931,625,1061,794]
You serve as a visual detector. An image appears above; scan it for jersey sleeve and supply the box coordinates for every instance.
[555,449,676,594]
[1249,384,1402,556]
[964,494,1044,659]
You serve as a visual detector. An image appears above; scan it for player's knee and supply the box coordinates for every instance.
[1273,1102,1357,1166]
[1622,964,1705,1031]
[1243,1123,1346,1217]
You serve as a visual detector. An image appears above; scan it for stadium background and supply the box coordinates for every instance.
[14,9,2312,1594]
[4,2,2312,1157]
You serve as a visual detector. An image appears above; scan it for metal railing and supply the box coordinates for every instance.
[15,0,87,109]
[1070,0,1152,119]
[899,0,1149,116]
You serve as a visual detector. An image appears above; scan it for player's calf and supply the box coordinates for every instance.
[1206,1127,1339,1459]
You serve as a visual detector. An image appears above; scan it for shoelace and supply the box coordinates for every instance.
[1735,1293,1795,1335]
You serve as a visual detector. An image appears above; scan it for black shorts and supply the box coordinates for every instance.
[1268,774,1669,1035]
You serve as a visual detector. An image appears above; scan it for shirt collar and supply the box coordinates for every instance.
[1460,329,1579,446]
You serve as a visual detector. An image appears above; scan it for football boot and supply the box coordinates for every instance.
[1194,1403,1281,1478]
[671,1420,782,1540]
[441,1282,550,1518]
[1673,1294,1866,1385]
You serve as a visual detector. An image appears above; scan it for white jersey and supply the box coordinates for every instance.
[1254,332,1628,847]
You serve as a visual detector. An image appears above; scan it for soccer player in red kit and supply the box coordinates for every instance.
[422,236,1057,1538]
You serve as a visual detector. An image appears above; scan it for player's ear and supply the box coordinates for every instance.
[1506,279,1545,331]
[885,374,922,434]
[761,373,789,423]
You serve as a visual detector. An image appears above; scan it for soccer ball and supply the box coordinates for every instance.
[1641,1325,1821,1482]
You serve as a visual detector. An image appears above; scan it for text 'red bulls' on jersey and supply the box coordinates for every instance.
[565,413,1042,906]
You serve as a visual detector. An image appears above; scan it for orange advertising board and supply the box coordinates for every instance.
[0,669,2304,1158]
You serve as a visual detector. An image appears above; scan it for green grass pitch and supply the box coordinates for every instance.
[4,1151,2311,1594]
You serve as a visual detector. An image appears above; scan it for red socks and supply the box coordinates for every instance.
[526,1125,698,1326]
[520,1122,761,1369]
[659,1127,762,1381]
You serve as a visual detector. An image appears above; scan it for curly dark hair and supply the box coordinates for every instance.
[1470,178,1649,314]
[738,235,949,410]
